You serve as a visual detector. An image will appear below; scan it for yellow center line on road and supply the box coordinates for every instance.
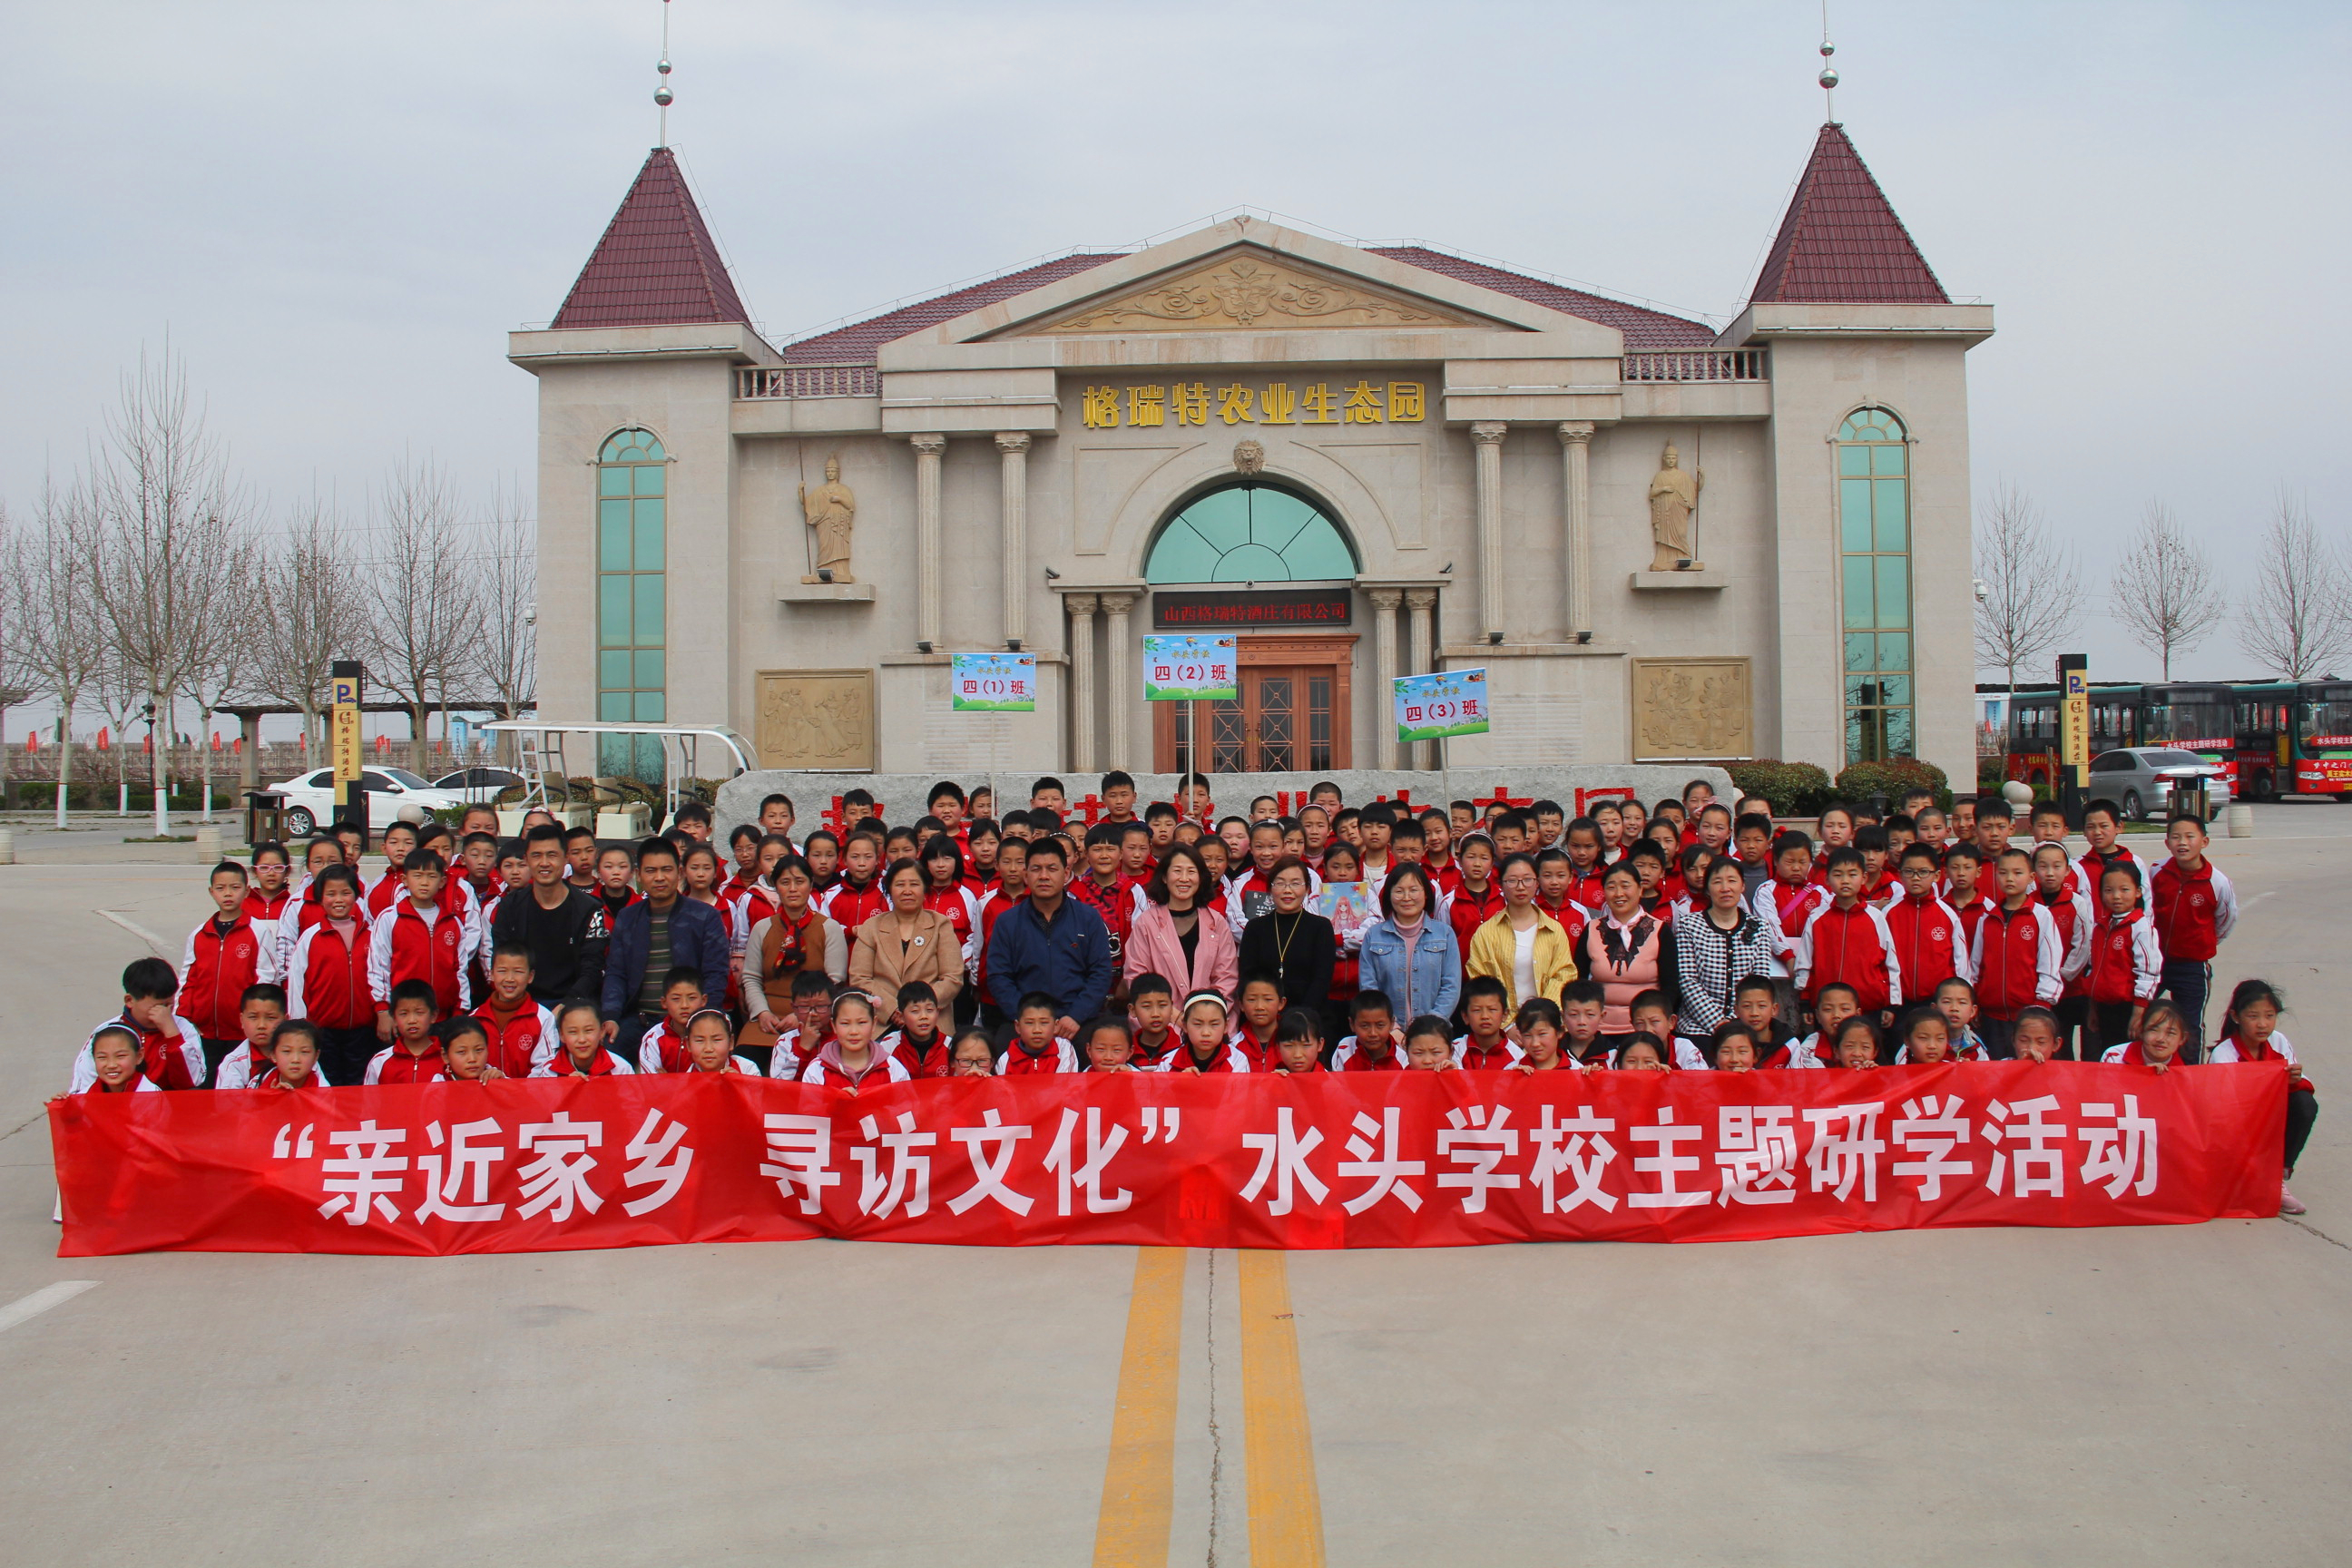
[1240,1247,1327,1568]
[1092,1246,1187,1568]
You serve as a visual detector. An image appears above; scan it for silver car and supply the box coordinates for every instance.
[2085,747,2233,821]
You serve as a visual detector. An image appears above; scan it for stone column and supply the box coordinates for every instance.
[1101,591,1136,772]
[1557,421,1594,638]
[996,433,1032,650]
[1471,422,1508,640]
[910,434,946,651]
[1065,593,1099,771]
[1405,588,1437,769]
[1368,587,1403,769]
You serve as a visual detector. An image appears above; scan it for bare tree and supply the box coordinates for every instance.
[85,347,257,836]
[363,458,474,767]
[5,479,111,827]
[2110,502,2226,681]
[469,490,537,766]
[185,536,261,820]
[0,505,23,754]
[2240,494,2352,681]
[252,499,368,760]
[1973,482,2082,747]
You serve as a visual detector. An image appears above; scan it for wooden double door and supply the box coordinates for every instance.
[1153,635,1354,773]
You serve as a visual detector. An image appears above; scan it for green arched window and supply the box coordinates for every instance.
[1838,407,1912,764]
[597,429,665,777]
[1145,484,1358,583]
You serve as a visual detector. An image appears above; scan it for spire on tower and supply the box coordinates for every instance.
[654,0,674,149]
[1748,122,1948,306]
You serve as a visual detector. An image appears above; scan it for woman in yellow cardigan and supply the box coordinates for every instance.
[1465,852,1578,1011]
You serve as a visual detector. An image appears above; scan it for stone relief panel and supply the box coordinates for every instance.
[757,669,876,771]
[1039,252,1492,334]
[1632,657,1752,760]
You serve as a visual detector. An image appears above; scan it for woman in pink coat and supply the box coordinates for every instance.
[1123,843,1238,1003]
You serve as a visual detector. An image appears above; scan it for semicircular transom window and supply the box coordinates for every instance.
[1145,484,1359,584]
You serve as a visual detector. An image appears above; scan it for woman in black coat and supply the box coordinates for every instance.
[1236,856,1336,1017]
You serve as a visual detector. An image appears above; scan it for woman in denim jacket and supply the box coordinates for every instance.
[1356,863,1460,1024]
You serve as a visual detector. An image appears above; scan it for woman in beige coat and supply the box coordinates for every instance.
[850,859,965,1023]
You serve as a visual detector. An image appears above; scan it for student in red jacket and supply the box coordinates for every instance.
[1939,843,1995,949]
[1000,992,1081,1074]
[1968,848,2063,1057]
[259,1019,329,1091]
[82,1024,160,1095]
[243,841,294,926]
[285,864,378,1090]
[2031,842,2095,1054]
[2082,863,2160,1055]
[2210,979,2318,1215]
[534,999,636,1077]
[367,848,479,1035]
[365,820,423,916]
[1446,835,1504,962]
[211,984,292,1090]
[71,957,202,1093]
[2148,812,2237,1060]
[181,860,282,1078]
[1883,843,1972,999]
[1793,848,1902,1023]
[473,943,560,1078]
[366,979,446,1084]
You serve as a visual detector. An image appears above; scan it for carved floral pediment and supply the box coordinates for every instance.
[1030,250,1500,335]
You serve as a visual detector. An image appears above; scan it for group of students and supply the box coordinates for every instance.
[67,769,2317,1213]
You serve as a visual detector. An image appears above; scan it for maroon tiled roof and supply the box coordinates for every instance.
[1367,248,1717,350]
[783,254,1124,362]
[552,148,752,330]
[1749,123,1949,305]
[781,242,1717,364]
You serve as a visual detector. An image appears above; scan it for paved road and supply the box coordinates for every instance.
[2,813,2346,1565]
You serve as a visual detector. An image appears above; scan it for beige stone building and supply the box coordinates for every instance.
[511,122,1990,787]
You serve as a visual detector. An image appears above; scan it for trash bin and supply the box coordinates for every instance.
[245,789,288,847]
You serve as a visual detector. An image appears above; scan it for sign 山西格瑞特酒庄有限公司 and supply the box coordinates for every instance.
[1152,588,1351,631]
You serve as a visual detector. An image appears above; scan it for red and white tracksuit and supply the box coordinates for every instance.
[367,900,479,1016]
[795,1041,910,1087]
[473,997,561,1077]
[637,1017,691,1074]
[69,1013,202,1093]
[1756,876,1832,977]
[215,1043,335,1091]
[1882,894,1975,995]
[1968,901,2063,1020]
[2149,858,2238,964]
[2082,908,2161,1007]
[532,1049,635,1077]
[1794,900,1903,1012]
[285,919,377,1030]
[998,1037,1081,1074]
[178,914,280,1038]
[365,1043,447,1085]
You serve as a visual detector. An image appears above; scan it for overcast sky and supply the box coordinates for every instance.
[6,0,2347,704]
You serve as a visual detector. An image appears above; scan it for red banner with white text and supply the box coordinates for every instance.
[51,1063,2287,1257]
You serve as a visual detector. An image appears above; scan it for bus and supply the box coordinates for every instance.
[2233,681,2352,800]
[1982,678,2345,800]
[2136,681,2236,781]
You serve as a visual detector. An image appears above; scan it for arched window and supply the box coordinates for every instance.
[1838,407,1911,764]
[1144,483,1358,583]
[597,429,665,778]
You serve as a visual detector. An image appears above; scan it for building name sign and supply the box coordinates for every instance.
[1082,380,1426,430]
[1152,588,1353,631]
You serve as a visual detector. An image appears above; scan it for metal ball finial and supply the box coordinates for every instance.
[1818,66,1839,88]
[654,84,674,106]
[1819,40,1835,57]
[658,57,671,74]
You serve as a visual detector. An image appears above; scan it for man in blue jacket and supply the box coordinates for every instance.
[600,837,729,1057]
[985,838,1112,1043]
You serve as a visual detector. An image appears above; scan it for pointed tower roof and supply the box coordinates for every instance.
[1749,123,1948,305]
[552,148,752,329]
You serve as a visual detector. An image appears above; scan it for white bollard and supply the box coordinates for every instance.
[2226,802,2255,838]
[195,825,222,863]
[0,828,15,865]
[118,783,128,816]
[2001,780,2034,809]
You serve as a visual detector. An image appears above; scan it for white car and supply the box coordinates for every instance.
[269,766,468,838]
[431,766,528,806]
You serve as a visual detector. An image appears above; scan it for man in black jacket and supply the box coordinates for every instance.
[490,823,610,1007]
